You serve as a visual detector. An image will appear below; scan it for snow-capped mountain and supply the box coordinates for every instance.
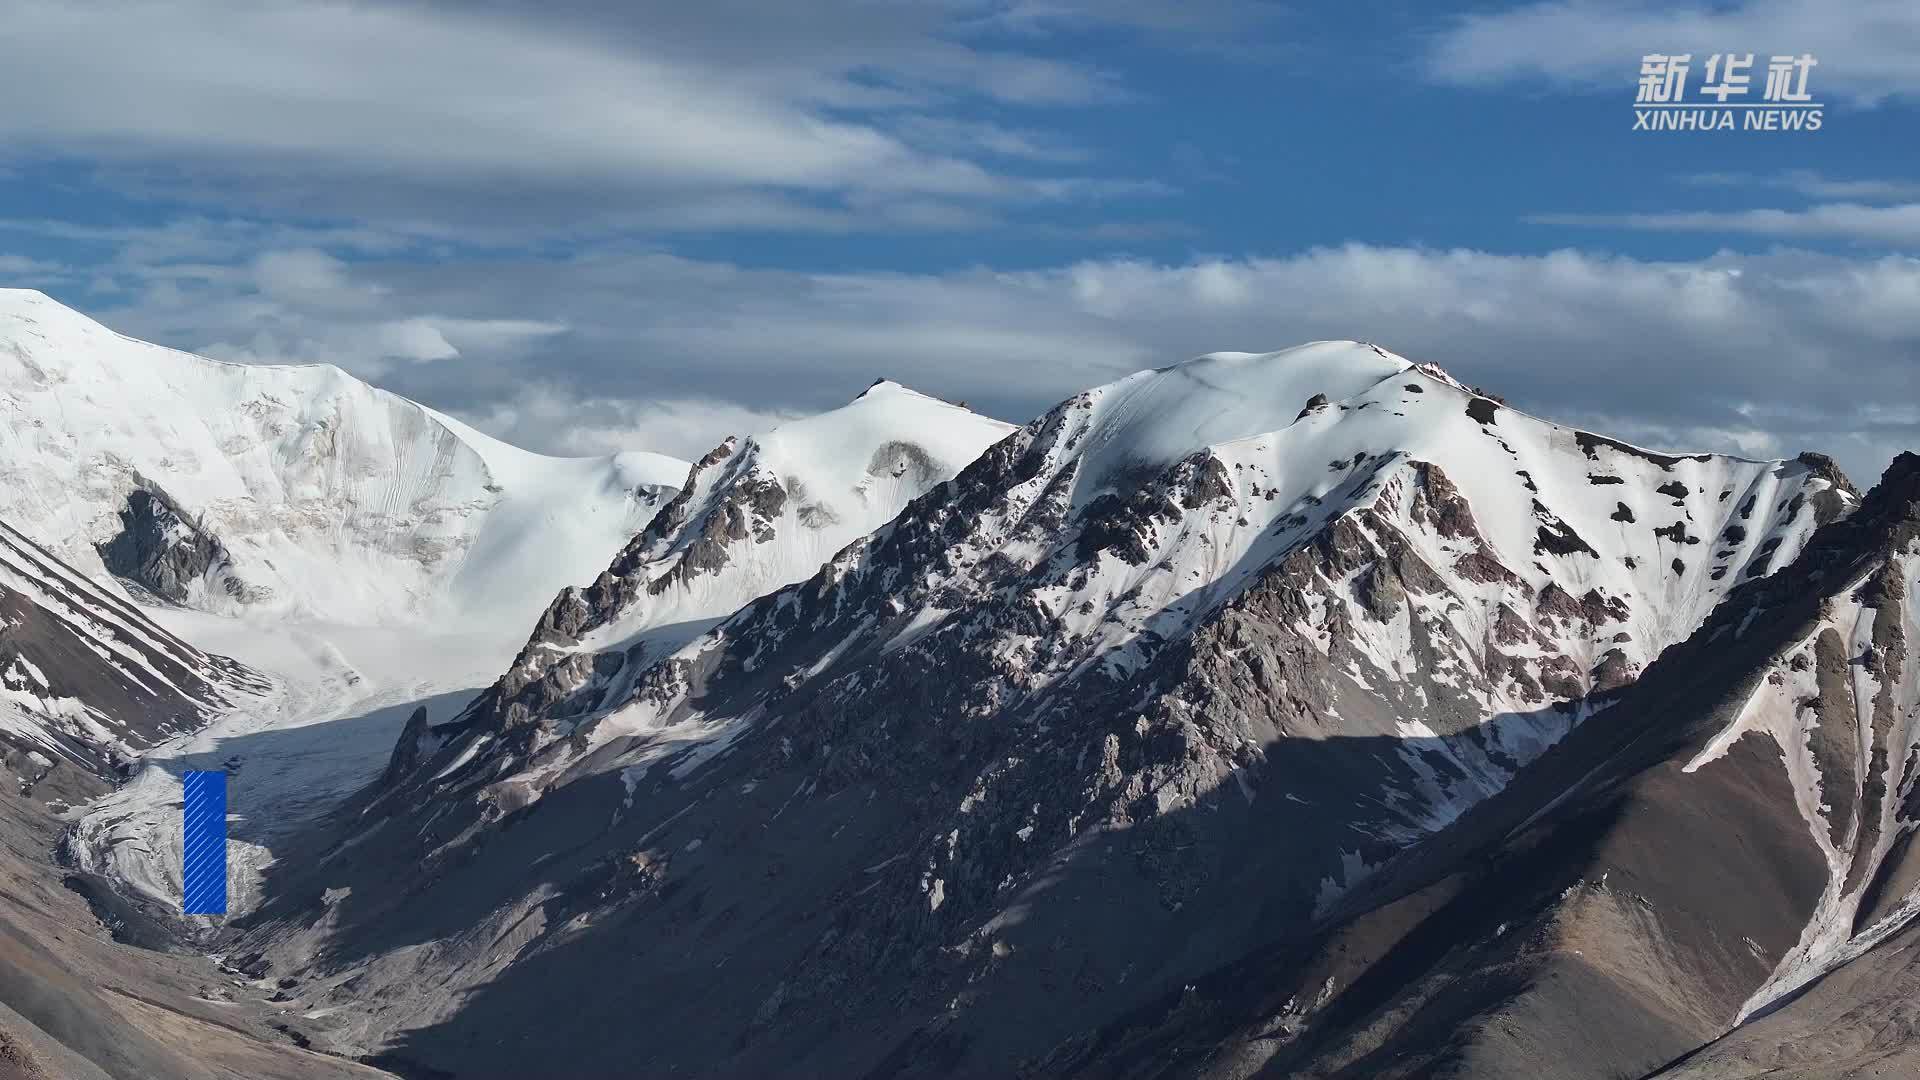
[1050,452,1920,1080]
[413,342,1845,810]
[447,379,1015,759]
[0,515,263,795]
[244,342,1854,1076]
[0,289,688,625]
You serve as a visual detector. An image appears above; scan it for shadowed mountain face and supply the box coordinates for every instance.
[1032,452,1920,1080]
[223,344,1889,1078]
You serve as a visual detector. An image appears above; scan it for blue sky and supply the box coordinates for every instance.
[1,0,1915,482]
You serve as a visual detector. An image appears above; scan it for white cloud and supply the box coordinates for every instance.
[252,249,384,310]
[0,253,66,279]
[0,1,1190,230]
[172,251,569,377]
[63,233,1918,488]
[1682,172,1920,202]
[1428,0,1920,104]
[1528,204,1920,246]
[453,385,805,460]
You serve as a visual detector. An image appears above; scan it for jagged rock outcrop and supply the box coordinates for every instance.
[430,380,1013,759]
[94,481,251,605]
[380,706,434,788]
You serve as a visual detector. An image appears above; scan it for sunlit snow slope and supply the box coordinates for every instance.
[0,289,688,625]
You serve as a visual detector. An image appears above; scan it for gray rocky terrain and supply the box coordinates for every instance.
[0,519,388,1077]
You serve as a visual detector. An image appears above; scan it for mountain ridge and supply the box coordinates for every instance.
[228,339,1858,1075]
[2,292,1906,1077]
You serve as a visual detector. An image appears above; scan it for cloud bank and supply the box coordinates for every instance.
[16,225,1912,485]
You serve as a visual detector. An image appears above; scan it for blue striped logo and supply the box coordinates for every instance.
[181,770,228,915]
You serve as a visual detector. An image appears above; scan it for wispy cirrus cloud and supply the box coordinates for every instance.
[1527,203,1920,246]
[0,1,1238,233]
[1426,0,1920,105]
[1680,171,1920,202]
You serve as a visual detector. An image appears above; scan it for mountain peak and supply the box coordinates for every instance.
[0,287,118,344]
[848,376,964,410]
[1875,448,1920,500]
[855,376,911,397]
[1824,447,1920,556]
[446,382,1018,752]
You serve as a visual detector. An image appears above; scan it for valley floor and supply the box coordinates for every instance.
[67,612,507,919]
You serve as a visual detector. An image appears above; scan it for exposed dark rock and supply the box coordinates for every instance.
[94,482,246,605]
[0,518,260,784]
[1454,551,1520,587]
[1574,430,1711,470]
[1532,500,1598,558]
[1590,647,1635,692]
[1804,629,1858,848]
[1796,450,1858,498]
[381,707,433,787]
[1408,461,1480,541]
[1653,521,1701,545]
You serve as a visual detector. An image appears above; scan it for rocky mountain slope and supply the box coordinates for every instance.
[0,519,373,1077]
[1035,451,1920,1080]
[235,342,1858,1076]
[0,782,393,1080]
[440,379,1015,774]
[0,515,264,800]
[0,289,687,625]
